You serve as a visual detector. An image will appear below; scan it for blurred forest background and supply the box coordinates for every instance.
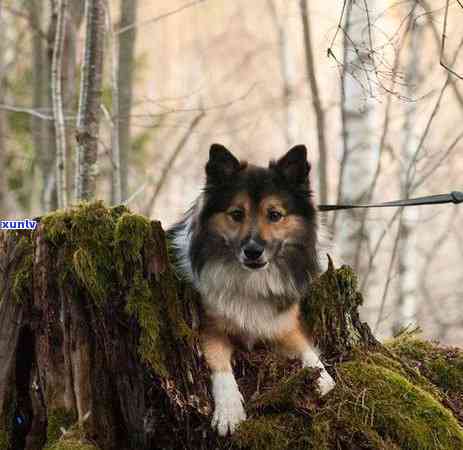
[0,0,462,345]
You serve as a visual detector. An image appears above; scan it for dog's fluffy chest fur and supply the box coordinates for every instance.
[198,260,301,339]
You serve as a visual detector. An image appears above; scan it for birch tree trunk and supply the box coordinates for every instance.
[52,0,69,209]
[64,1,85,202]
[28,1,58,212]
[336,2,379,269]
[75,0,105,201]
[117,0,138,202]
[395,21,422,332]
[300,0,328,204]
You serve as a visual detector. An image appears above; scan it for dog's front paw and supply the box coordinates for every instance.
[317,369,335,396]
[211,372,246,436]
[212,394,246,436]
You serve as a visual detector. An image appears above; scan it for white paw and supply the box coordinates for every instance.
[212,395,246,436]
[317,369,336,396]
[301,348,335,396]
[211,372,246,436]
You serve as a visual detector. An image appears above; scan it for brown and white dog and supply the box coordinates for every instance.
[169,144,335,436]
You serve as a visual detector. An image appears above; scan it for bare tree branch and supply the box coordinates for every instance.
[116,0,206,36]
[420,0,463,107]
[0,104,54,120]
[440,0,463,79]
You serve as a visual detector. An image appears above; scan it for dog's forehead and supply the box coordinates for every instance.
[217,165,303,212]
[230,166,282,201]
[229,191,287,211]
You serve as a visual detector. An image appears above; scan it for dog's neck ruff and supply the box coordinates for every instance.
[197,260,302,338]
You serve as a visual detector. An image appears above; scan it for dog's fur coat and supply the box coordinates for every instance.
[170,144,335,435]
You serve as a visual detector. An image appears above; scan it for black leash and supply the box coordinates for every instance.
[318,190,463,211]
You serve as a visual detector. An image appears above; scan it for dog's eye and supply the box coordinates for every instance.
[229,209,245,223]
[268,210,283,222]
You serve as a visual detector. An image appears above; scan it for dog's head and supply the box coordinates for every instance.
[190,144,320,294]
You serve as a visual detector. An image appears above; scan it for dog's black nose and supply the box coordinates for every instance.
[243,243,264,261]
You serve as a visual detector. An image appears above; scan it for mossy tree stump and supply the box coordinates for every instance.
[0,203,462,450]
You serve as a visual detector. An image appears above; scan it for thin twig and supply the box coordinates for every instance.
[439,0,463,79]
[420,0,463,107]
[0,104,54,120]
[374,214,402,332]
[116,0,206,36]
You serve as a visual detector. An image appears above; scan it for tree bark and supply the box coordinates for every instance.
[75,0,105,201]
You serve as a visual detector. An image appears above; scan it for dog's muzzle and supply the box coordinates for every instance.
[241,241,267,269]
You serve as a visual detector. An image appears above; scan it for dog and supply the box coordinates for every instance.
[169,144,335,436]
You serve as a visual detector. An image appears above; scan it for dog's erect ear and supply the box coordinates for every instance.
[274,145,311,184]
[206,144,241,184]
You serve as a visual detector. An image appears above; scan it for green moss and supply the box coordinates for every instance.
[10,232,34,304]
[72,248,106,305]
[47,438,99,450]
[300,261,364,351]
[353,349,443,402]
[125,272,167,376]
[251,368,319,413]
[42,202,119,305]
[241,354,457,449]
[233,369,323,450]
[45,408,76,448]
[0,430,9,450]
[38,201,192,380]
[388,335,463,395]
[114,212,151,263]
[310,362,463,449]
[0,230,34,303]
[39,202,177,377]
[234,414,307,450]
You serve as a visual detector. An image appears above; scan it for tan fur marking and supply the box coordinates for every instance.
[274,307,313,358]
[201,321,234,372]
[227,192,251,212]
[259,195,287,214]
[209,192,252,241]
[258,195,306,242]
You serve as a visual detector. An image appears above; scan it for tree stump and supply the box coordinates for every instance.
[1,202,462,450]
